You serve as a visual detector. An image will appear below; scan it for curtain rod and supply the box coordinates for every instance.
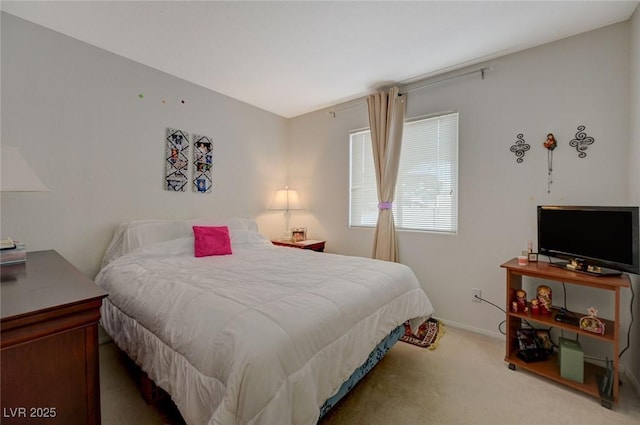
[400,65,492,94]
[329,65,492,117]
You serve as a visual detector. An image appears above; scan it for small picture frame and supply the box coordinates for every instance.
[528,252,538,262]
[535,329,553,353]
[291,227,307,242]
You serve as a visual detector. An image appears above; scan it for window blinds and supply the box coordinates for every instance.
[350,112,458,233]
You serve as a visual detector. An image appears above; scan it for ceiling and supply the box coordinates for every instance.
[2,1,638,118]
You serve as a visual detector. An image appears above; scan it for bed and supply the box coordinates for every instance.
[96,217,434,425]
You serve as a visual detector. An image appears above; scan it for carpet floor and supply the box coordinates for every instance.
[100,325,640,425]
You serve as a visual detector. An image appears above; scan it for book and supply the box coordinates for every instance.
[601,359,614,397]
[0,238,16,250]
[294,239,324,246]
[0,242,27,265]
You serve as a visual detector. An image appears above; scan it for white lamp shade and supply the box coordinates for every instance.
[1,146,50,192]
[269,187,304,211]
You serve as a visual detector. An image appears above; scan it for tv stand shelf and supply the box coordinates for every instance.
[509,307,616,343]
[505,352,605,398]
[501,258,630,408]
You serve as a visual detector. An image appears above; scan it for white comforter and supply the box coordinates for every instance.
[96,235,433,425]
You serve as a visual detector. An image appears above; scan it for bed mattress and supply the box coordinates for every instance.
[96,233,433,425]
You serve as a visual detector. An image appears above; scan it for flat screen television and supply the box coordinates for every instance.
[537,205,639,276]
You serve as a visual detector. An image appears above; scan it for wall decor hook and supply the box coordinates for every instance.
[544,133,557,194]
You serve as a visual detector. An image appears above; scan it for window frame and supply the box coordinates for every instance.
[349,110,459,234]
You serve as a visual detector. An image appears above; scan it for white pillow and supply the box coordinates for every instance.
[229,229,272,248]
[187,216,259,232]
[100,217,261,268]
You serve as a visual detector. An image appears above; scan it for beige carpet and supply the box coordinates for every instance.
[100,326,640,425]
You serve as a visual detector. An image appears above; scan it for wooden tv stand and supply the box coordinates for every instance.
[501,258,630,408]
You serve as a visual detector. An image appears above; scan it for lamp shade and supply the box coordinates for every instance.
[269,187,303,211]
[1,146,49,192]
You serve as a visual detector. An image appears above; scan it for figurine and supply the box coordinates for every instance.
[512,301,519,313]
[537,285,552,315]
[530,298,540,315]
[515,290,528,313]
[579,307,605,335]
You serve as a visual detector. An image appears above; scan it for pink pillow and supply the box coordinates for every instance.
[193,226,232,257]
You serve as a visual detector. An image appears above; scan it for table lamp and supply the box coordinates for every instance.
[269,186,303,240]
[1,146,49,258]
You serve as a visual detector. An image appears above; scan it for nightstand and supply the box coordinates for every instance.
[272,239,326,252]
[1,250,108,425]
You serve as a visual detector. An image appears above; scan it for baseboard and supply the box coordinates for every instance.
[435,316,505,341]
[623,368,640,397]
[98,324,113,345]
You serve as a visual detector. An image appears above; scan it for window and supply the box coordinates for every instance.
[349,112,458,233]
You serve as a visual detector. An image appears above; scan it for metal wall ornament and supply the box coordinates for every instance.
[544,133,557,194]
[510,133,530,163]
[569,125,594,158]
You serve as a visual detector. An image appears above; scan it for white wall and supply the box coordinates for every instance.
[2,9,639,391]
[289,22,638,379]
[0,13,288,276]
[627,6,640,391]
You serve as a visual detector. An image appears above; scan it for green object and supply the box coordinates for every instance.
[559,337,584,383]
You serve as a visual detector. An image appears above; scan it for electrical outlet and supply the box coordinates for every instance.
[472,288,482,303]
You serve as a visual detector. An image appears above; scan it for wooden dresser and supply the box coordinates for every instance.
[1,250,107,425]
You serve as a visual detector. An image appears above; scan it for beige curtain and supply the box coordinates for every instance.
[367,87,406,262]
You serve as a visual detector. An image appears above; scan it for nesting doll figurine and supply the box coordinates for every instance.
[537,285,552,315]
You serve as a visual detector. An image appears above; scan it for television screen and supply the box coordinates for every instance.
[537,206,639,275]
